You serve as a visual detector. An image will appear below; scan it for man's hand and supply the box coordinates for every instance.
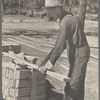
[38,60,53,74]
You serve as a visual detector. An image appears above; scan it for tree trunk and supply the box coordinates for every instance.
[78,0,87,30]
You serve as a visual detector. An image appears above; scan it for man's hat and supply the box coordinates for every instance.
[43,0,63,8]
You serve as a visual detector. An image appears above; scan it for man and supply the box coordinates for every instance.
[39,0,90,100]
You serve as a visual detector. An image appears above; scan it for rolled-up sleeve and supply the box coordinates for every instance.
[49,18,70,65]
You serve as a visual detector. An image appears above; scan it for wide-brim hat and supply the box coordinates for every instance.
[42,0,63,9]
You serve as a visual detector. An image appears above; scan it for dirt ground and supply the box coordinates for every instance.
[2,15,98,100]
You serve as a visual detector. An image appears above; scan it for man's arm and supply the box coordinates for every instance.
[38,18,70,73]
[49,18,70,65]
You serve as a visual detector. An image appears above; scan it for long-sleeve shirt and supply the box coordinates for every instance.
[49,11,90,65]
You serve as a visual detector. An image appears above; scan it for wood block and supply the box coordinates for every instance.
[37,75,46,86]
[8,69,14,79]
[36,94,46,100]
[2,75,5,86]
[3,86,9,98]
[36,83,46,95]
[5,67,9,78]
[8,79,11,88]
[6,96,30,100]
[14,87,30,97]
[2,61,16,70]
[12,79,16,88]
[15,79,31,88]
[9,88,14,97]
[3,67,6,76]
[30,69,37,100]
[2,76,6,93]
[2,45,9,52]
[8,69,12,79]
[10,69,14,79]
[9,45,21,54]
[14,70,31,80]
[2,84,4,94]
[14,96,30,100]
[8,79,13,89]
[5,78,9,87]
[2,67,4,76]
[6,96,13,100]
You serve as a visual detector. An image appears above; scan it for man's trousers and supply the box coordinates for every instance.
[64,55,90,100]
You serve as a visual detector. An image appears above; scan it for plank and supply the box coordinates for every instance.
[15,96,30,100]
[14,70,31,80]
[3,86,9,98]
[60,64,69,71]
[36,94,46,100]
[30,69,37,100]
[14,87,30,97]
[4,78,9,87]
[24,55,39,64]
[6,96,13,100]
[15,79,31,88]
[3,52,39,69]
[47,71,70,82]
[6,96,30,100]
[37,76,46,86]
[36,83,46,95]
[2,62,17,70]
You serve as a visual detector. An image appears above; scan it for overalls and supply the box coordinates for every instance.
[49,11,90,100]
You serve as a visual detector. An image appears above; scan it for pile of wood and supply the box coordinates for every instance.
[2,54,46,100]
[2,42,46,100]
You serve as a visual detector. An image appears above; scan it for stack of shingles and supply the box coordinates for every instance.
[2,42,46,100]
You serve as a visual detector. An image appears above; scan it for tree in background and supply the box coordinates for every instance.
[2,0,98,16]
[78,0,87,30]
[87,0,98,13]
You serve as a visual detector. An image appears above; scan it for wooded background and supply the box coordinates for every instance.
[2,0,98,15]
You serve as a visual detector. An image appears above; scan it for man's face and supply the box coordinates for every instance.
[46,7,59,21]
